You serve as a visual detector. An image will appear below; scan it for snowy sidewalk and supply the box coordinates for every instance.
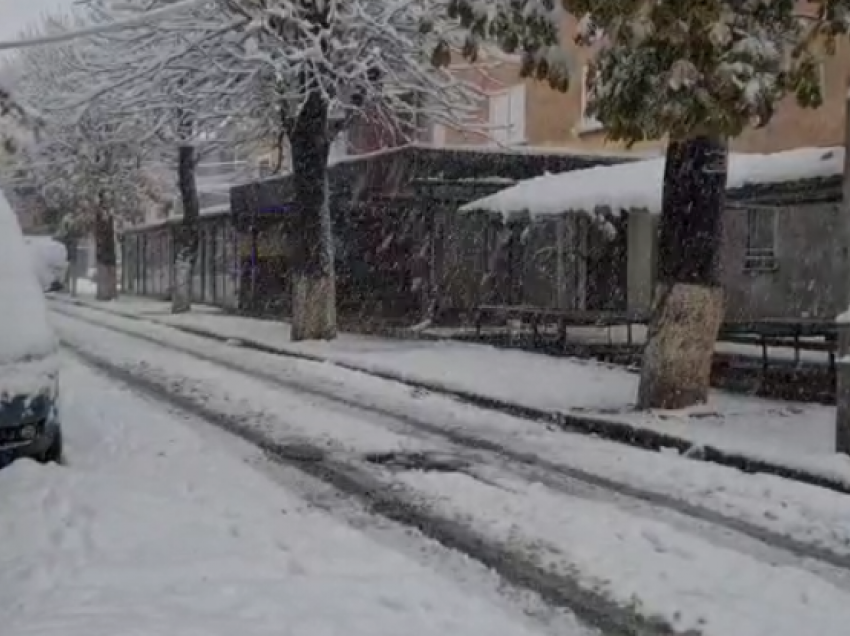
[0,356,561,636]
[51,292,849,485]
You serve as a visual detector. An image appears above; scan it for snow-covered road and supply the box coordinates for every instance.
[27,303,850,636]
[0,356,578,636]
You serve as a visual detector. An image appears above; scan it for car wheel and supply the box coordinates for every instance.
[41,429,63,464]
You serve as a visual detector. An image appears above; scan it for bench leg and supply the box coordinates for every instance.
[761,338,769,375]
[794,334,800,367]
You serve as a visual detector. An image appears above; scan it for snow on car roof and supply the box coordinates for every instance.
[460,146,844,218]
[0,188,57,378]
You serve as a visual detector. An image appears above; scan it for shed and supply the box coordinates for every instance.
[458,146,845,319]
[228,143,638,321]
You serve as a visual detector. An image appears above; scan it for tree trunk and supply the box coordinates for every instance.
[637,136,727,410]
[171,143,200,314]
[289,89,336,341]
[94,210,117,301]
[64,238,78,296]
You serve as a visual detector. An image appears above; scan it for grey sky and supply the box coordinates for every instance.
[0,0,73,42]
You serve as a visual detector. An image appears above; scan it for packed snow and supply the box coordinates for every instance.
[55,293,846,482]
[25,235,68,290]
[0,189,58,396]
[402,469,850,636]
[0,356,564,636]
[460,146,844,218]
[51,301,850,561]
[47,310,850,636]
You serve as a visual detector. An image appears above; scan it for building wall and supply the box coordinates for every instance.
[433,55,529,147]
[436,13,849,155]
[721,201,842,320]
[438,197,841,322]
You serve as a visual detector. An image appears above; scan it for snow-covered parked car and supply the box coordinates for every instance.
[0,190,63,468]
[25,235,68,292]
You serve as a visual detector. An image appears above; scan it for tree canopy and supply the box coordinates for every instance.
[454,0,850,144]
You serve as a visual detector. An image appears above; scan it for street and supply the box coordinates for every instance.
[5,300,850,636]
[0,353,579,636]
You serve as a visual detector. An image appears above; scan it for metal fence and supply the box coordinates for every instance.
[121,215,240,308]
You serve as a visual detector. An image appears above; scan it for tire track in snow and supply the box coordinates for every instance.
[49,302,850,588]
[48,294,850,496]
[59,336,681,636]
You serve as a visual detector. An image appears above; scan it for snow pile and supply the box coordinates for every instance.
[461,146,844,218]
[25,236,68,290]
[0,360,552,636]
[0,189,57,381]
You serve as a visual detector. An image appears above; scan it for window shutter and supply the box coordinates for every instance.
[488,92,510,144]
[432,122,446,146]
[581,65,603,129]
[508,84,526,143]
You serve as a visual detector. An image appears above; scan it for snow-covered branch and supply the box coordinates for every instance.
[0,0,209,51]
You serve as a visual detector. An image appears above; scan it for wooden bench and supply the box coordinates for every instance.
[473,304,648,348]
[718,320,837,371]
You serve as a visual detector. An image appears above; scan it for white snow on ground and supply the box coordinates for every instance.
[53,309,439,457]
[459,146,843,217]
[0,356,560,636]
[38,324,850,636]
[51,294,846,483]
[399,470,850,636]
[50,304,850,562]
[74,277,97,296]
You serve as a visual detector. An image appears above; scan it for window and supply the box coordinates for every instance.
[487,84,526,145]
[579,64,603,132]
[329,130,348,161]
[431,122,446,147]
[257,158,273,178]
[744,208,778,272]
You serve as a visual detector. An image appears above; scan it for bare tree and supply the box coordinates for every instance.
[73,0,479,336]
[10,16,157,300]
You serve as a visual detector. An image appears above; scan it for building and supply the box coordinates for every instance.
[120,8,850,325]
[426,14,848,157]
[457,146,845,322]
[401,11,850,325]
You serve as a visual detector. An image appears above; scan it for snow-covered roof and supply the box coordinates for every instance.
[460,146,845,218]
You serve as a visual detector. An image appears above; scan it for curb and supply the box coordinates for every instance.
[49,295,850,496]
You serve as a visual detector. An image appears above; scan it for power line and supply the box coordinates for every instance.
[0,0,207,51]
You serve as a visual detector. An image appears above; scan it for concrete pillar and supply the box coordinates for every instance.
[835,92,850,454]
[626,210,657,314]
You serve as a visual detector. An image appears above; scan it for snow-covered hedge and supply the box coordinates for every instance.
[24,236,68,291]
